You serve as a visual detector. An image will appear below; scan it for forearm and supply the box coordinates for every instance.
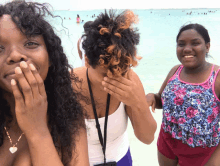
[154,93,162,109]
[26,130,64,166]
[127,102,157,144]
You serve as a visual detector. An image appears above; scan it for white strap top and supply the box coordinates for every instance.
[85,102,129,165]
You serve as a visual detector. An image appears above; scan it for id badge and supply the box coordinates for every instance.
[94,161,117,166]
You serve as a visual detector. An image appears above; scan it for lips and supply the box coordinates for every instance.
[4,71,15,78]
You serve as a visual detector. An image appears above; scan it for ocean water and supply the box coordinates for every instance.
[49,9,220,166]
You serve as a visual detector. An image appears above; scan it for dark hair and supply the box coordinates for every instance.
[83,21,93,33]
[82,10,140,77]
[176,23,210,44]
[0,1,84,165]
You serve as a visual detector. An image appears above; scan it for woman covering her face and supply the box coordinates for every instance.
[72,10,157,166]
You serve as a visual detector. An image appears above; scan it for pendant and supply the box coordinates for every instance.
[9,147,17,154]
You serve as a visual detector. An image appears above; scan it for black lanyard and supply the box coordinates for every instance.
[86,68,111,164]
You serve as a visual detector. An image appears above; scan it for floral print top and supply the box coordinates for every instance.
[161,65,220,148]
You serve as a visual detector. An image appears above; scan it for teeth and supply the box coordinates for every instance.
[184,55,194,58]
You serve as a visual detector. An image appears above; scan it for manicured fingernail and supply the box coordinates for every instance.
[20,61,27,68]
[29,64,36,70]
[15,67,22,74]
[11,79,16,85]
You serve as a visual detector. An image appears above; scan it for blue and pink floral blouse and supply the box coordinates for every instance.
[161,65,220,148]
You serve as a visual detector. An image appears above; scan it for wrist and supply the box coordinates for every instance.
[25,127,51,142]
[131,100,148,113]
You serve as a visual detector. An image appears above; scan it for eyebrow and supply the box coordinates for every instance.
[177,38,201,42]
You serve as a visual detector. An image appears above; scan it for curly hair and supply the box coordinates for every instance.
[82,10,141,77]
[0,1,85,165]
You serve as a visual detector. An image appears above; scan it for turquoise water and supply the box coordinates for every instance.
[50,8,220,94]
[49,9,220,165]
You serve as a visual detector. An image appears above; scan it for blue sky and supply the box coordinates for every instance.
[1,0,219,11]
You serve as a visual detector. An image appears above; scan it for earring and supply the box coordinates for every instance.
[206,52,209,57]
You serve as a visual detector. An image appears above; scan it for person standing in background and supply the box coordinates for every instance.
[76,14,81,23]
[77,21,93,66]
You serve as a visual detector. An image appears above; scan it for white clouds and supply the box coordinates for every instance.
[1,0,219,10]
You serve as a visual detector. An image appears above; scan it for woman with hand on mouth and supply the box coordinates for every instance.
[0,1,89,166]
[146,23,220,166]
[72,10,157,166]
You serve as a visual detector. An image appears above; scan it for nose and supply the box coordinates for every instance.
[6,48,27,64]
[183,44,192,54]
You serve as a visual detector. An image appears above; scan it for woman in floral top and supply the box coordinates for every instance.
[146,23,220,166]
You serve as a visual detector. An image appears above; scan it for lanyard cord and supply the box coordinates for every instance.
[86,68,111,164]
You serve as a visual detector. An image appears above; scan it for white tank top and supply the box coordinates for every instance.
[85,102,129,166]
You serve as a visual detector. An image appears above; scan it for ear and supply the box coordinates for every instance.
[85,55,90,68]
[206,42,210,53]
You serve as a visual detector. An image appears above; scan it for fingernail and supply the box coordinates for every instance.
[104,77,107,81]
[20,61,27,68]
[11,79,16,85]
[15,67,22,74]
[29,64,36,71]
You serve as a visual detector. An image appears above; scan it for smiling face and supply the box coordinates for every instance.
[176,29,210,69]
[0,15,50,93]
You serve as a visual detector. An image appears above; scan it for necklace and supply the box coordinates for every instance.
[4,126,24,154]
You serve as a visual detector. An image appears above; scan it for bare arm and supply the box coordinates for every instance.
[68,127,89,166]
[102,69,157,144]
[11,62,65,166]
[27,126,89,166]
[77,38,82,60]
[27,131,64,166]
[125,72,157,144]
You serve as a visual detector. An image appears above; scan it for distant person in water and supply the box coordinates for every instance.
[76,14,80,23]
[77,21,93,66]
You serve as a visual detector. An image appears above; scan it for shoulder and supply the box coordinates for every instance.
[214,64,220,81]
[70,67,87,90]
[166,64,181,79]
[72,67,87,78]
[214,65,220,93]
[159,64,181,92]
[214,64,220,71]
